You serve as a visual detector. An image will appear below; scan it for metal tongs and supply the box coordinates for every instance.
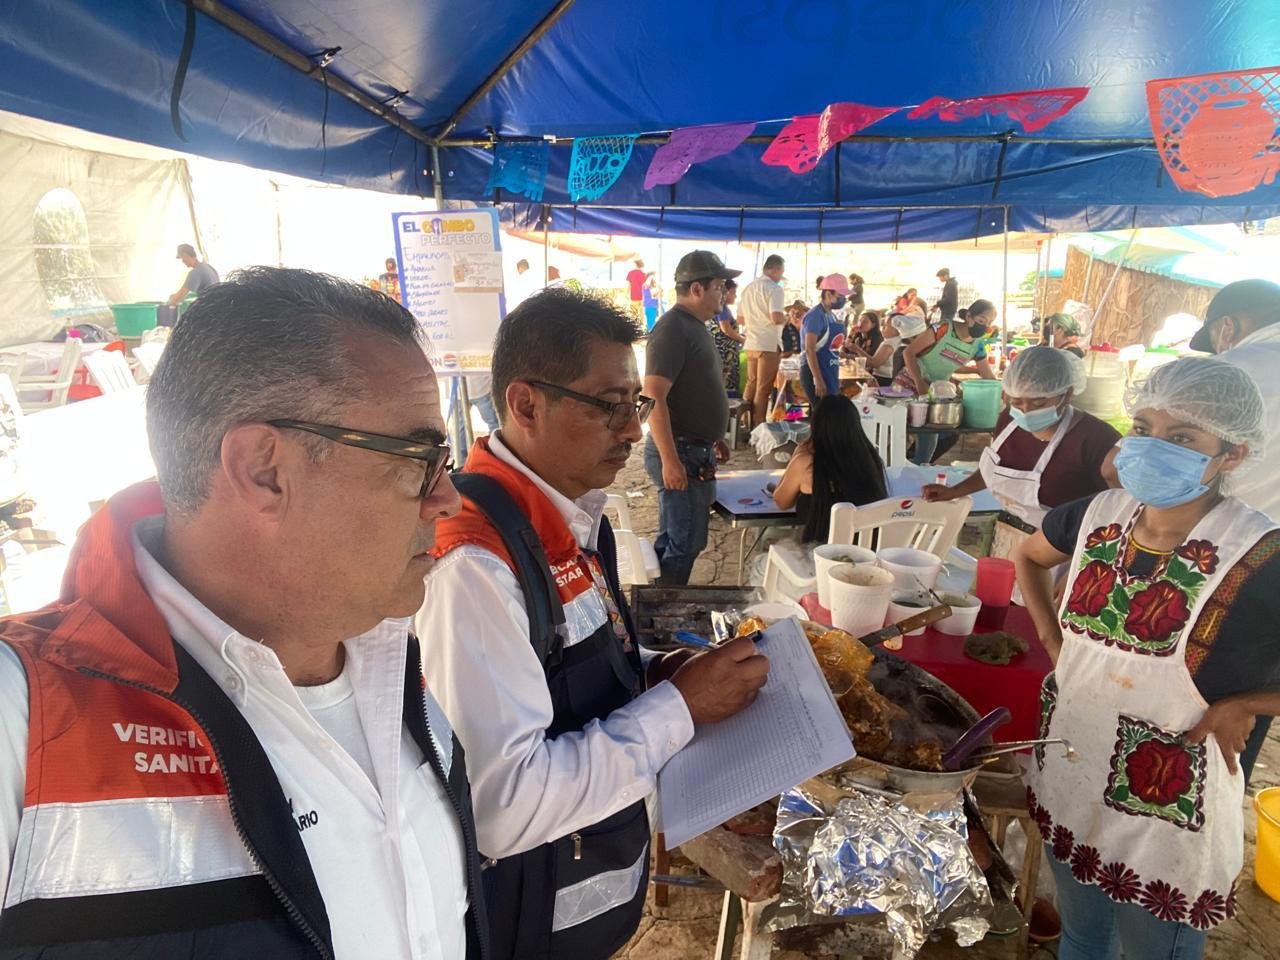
[968,737,1078,763]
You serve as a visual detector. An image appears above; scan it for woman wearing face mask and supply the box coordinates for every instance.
[1014,357,1280,960]
[895,298,999,463]
[922,346,1120,527]
[800,274,851,408]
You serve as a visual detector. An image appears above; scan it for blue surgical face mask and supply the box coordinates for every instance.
[1009,402,1064,434]
[1113,435,1223,508]
[829,294,847,311]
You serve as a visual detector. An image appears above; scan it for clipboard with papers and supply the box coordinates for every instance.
[657,617,856,849]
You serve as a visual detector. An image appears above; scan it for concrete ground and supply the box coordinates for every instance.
[602,435,1280,960]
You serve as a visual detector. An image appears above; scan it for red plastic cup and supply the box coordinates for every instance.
[975,557,1016,608]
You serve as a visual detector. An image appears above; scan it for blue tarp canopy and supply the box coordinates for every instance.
[3,0,1280,240]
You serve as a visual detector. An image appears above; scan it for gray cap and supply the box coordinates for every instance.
[674,250,741,284]
[1189,279,1280,353]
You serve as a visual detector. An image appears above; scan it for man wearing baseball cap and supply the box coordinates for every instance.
[1189,278,1280,519]
[644,250,741,584]
[167,243,220,306]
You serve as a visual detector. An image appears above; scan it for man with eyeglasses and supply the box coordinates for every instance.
[644,250,741,586]
[417,288,769,960]
[0,267,488,959]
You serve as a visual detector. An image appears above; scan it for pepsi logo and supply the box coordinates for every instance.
[900,499,913,509]
[440,353,459,368]
[830,332,845,351]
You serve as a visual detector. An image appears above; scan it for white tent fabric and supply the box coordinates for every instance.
[0,117,197,347]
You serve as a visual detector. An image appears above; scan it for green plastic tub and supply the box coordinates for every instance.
[109,302,160,336]
[961,379,1003,429]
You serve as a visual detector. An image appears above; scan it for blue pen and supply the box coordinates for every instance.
[673,630,715,649]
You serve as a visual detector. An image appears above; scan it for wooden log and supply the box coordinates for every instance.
[679,827,782,902]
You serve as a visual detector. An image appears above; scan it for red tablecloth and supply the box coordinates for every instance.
[799,593,1053,744]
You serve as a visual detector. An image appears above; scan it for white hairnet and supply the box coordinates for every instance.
[1003,345,1087,399]
[1124,356,1266,454]
[892,312,928,338]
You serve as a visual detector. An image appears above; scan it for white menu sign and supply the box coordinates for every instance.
[392,209,506,373]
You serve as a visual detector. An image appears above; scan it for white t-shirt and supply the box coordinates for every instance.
[739,276,786,352]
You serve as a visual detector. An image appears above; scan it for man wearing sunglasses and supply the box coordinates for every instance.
[0,268,488,959]
[418,288,769,960]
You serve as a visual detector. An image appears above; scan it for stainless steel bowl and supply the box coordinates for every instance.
[927,398,963,427]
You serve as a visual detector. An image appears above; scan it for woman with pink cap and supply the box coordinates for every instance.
[801,274,851,408]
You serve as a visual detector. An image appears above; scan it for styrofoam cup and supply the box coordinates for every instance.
[885,591,931,636]
[877,547,943,592]
[814,543,877,609]
[934,593,982,636]
[827,564,895,638]
[908,400,930,427]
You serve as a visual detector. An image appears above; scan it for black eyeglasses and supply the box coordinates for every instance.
[268,419,453,498]
[526,381,655,431]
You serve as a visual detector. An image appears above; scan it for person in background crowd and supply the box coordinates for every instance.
[894,287,924,316]
[881,311,927,385]
[1016,357,1280,958]
[896,298,998,464]
[468,374,500,434]
[708,278,745,393]
[546,265,565,288]
[923,346,1120,530]
[625,258,647,321]
[167,243,219,305]
[644,251,738,585]
[377,256,401,302]
[800,275,850,407]
[781,300,806,356]
[0,267,485,957]
[845,309,884,361]
[642,273,662,331]
[1046,313,1086,358]
[932,267,959,323]
[419,289,768,959]
[509,258,538,307]
[847,273,865,320]
[740,254,787,427]
[772,395,888,542]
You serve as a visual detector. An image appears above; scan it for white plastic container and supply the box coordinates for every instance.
[876,547,943,593]
[814,543,877,609]
[934,593,981,636]
[885,591,931,636]
[908,400,930,426]
[827,564,895,638]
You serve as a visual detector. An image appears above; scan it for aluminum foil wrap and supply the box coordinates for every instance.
[766,784,991,956]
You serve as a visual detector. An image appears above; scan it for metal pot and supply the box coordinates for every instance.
[927,397,963,427]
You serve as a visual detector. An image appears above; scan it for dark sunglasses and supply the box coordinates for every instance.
[526,381,655,431]
[268,419,453,499]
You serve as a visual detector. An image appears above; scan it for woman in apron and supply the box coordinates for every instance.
[922,345,1119,526]
[1012,357,1280,959]
[800,275,850,408]
[895,299,999,463]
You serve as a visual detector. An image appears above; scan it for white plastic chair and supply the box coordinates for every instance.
[83,350,136,394]
[18,338,82,411]
[761,496,972,603]
[855,399,907,469]
[0,354,27,401]
[603,493,660,585]
[132,341,166,378]
[828,494,972,556]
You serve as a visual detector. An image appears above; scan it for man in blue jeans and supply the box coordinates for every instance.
[643,251,739,585]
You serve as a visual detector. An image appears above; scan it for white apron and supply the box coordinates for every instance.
[977,407,1075,527]
[1026,489,1276,930]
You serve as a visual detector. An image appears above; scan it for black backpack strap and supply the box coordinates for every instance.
[450,472,566,668]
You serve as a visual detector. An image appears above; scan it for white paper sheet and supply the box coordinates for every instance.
[658,618,856,849]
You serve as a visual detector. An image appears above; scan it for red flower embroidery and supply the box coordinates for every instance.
[1139,879,1188,922]
[1086,523,1123,548]
[1051,824,1074,861]
[1067,560,1117,618]
[1175,539,1219,575]
[1126,739,1195,806]
[1189,889,1227,930]
[1070,844,1102,883]
[1225,884,1238,917]
[1033,803,1053,839]
[1123,581,1191,645]
[1098,862,1142,902]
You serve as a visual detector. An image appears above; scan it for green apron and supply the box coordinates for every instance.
[917,323,978,383]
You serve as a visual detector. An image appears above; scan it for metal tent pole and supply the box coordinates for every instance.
[1001,207,1009,368]
[1093,228,1139,328]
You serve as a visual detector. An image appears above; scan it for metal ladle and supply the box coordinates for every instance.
[968,738,1078,763]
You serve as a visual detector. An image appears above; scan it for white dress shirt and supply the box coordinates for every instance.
[416,433,694,858]
[1218,323,1280,520]
[0,516,468,960]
